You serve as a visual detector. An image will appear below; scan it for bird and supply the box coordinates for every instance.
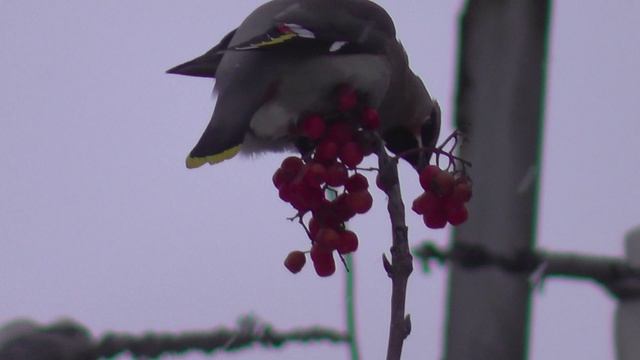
[167,0,440,170]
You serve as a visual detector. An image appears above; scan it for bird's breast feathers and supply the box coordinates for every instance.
[248,53,391,142]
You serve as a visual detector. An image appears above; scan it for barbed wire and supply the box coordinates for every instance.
[414,241,640,299]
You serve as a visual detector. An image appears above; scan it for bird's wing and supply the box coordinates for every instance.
[225,22,351,54]
[185,50,282,169]
[166,29,237,78]
[224,0,396,55]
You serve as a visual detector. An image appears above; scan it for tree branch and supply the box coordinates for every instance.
[375,137,413,360]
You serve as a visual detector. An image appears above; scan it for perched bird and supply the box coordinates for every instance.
[168,0,440,170]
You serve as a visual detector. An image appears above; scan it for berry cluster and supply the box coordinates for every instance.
[412,165,472,229]
[276,86,379,277]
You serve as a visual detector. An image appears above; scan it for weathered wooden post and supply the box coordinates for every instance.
[443,1,551,359]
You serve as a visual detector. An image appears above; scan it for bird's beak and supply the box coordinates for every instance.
[166,50,220,78]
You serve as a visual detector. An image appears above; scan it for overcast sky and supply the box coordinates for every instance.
[1,1,639,359]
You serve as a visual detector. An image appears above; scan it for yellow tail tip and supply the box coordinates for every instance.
[185,146,241,169]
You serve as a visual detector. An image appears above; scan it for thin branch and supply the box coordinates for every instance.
[414,241,640,299]
[375,135,413,360]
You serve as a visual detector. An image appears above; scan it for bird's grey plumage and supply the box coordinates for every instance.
[168,0,440,169]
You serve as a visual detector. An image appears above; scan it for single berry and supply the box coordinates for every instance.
[337,85,358,112]
[315,227,341,250]
[412,193,429,215]
[284,251,306,274]
[327,122,353,144]
[308,217,320,239]
[289,182,311,212]
[419,165,441,191]
[337,230,359,254]
[423,210,447,229]
[310,244,336,277]
[360,107,380,129]
[299,114,326,140]
[315,140,339,163]
[278,184,295,203]
[339,142,364,169]
[345,190,373,214]
[281,156,304,175]
[301,186,325,210]
[452,181,473,203]
[325,162,349,187]
[312,201,343,228]
[345,173,369,192]
[421,191,445,216]
[446,204,469,226]
[432,171,455,197]
[333,193,357,222]
[303,163,326,188]
[272,168,292,189]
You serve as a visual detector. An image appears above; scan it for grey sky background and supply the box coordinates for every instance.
[1,1,638,359]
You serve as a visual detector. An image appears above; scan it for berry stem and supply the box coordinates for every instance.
[392,130,472,173]
[289,213,313,241]
[373,134,413,360]
[354,166,380,172]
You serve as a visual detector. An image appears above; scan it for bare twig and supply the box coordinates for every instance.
[374,135,413,360]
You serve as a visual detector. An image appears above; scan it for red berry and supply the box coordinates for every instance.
[299,114,326,140]
[337,230,359,254]
[423,210,447,229]
[421,191,445,216]
[308,217,320,238]
[432,171,455,197]
[284,251,306,274]
[303,163,326,187]
[345,173,369,192]
[325,162,349,187]
[327,122,354,144]
[312,200,342,228]
[315,140,339,163]
[446,204,469,226]
[310,244,336,277]
[315,227,341,250]
[289,182,311,212]
[301,186,325,210]
[337,85,358,112]
[333,193,356,222]
[339,142,364,169]
[281,156,304,175]
[278,184,295,203]
[345,190,373,214]
[412,193,429,215]
[419,165,441,191]
[452,181,473,203]
[360,107,380,129]
[272,168,292,189]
